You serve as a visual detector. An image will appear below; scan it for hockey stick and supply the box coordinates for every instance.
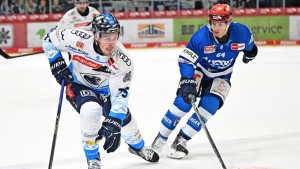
[189,95,227,169]
[0,48,44,59]
[48,80,65,169]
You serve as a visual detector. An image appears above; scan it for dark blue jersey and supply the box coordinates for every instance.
[178,22,254,79]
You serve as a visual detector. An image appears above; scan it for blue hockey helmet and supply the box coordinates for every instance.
[92,13,120,36]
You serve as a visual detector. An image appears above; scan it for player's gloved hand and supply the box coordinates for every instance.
[50,57,73,85]
[97,116,121,153]
[242,52,256,64]
[242,45,258,64]
[178,77,197,104]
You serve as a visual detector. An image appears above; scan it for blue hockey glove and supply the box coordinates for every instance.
[50,57,73,86]
[97,116,121,153]
[242,44,258,64]
[178,77,197,104]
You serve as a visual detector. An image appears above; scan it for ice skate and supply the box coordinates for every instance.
[128,146,159,162]
[168,134,189,159]
[87,156,102,169]
[151,135,167,153]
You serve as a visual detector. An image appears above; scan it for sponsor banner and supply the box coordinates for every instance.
[0,24,13,47]
[2,41,300,56]
[289,15,300,40]
[174,16,289,42]
[27,22,57,47]
[233,16,289,40]
[120,19,173,43]
[173,18,207,42]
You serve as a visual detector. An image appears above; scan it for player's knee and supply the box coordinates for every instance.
[80,102,102,131]
[174,95,192,112]
[200,94,220,115]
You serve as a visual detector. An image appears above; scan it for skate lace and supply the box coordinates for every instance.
[141,148,155,160]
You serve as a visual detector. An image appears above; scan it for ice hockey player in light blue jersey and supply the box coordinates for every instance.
[151,3,258,159]
[43,13,159,169]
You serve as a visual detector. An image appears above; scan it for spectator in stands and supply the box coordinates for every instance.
[52,0,63,13]
[13,0,26,14]
[154,1,165,11]
[286,0,300,7]
[126,0,136,12]
[112,0,125,12]
[216,0,229,5]
[195,0,203,9]
[0,0,13,14]
[27,0,37,14]
[35,0,49,14]
[244,0,256,8]
[63,0,75,12]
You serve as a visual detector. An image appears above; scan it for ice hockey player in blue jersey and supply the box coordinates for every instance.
[43,13,159,169]
[151,3,258,159]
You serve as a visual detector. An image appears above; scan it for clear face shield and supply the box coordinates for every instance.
[99,33,120,44]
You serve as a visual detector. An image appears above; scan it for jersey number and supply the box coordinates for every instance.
[119,87,129,98]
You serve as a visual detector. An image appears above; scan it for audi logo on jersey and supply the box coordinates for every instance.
[71,30,91,39]
[118,51,131,66]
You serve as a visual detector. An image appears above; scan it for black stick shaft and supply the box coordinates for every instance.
[189,95,227,169]
[48,80,65,169]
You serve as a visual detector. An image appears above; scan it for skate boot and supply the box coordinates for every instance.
[151,135,167,153]
[168,133,189,159]
[128,146,159,162]
[87,156,102,169]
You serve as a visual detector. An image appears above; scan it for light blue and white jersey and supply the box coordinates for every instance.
[43,29,133,120]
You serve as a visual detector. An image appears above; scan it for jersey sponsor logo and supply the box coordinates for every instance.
[118,51,131,66]
[81,73,107,88]
[178,58,190,64]
[208,58,234,69]
[204,45,216,54]
[60,29,66,40]
[80,90,97,97]
[180,48,198,63]
[74,22,90,27]
[231,43,245,50]
[73,55,101,69]
[123,71,131,82]
[71,30,91,39]
[76,41,84,49]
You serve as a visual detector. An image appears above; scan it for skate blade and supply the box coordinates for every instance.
[167,150,186,159]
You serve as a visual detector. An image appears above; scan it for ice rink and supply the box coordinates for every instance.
[1,46,300,169]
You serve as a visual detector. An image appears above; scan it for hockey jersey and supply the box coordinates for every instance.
[43,29,133,120]
[56,6,99,30]
[179,22,255,79]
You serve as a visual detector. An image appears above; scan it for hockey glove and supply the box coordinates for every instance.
[50,57,73,86]
[178,77,197,104]
[242,44,258,64]
[97,116,121,153]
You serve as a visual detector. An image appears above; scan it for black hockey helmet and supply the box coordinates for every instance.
[92,13,120,36]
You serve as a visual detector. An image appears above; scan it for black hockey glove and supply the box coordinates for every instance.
[178,77,197,104]
[50,57,73,86]
[97,116,121,153]
[242,44,258,64]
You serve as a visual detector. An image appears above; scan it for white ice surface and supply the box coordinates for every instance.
[0,46,300,169]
